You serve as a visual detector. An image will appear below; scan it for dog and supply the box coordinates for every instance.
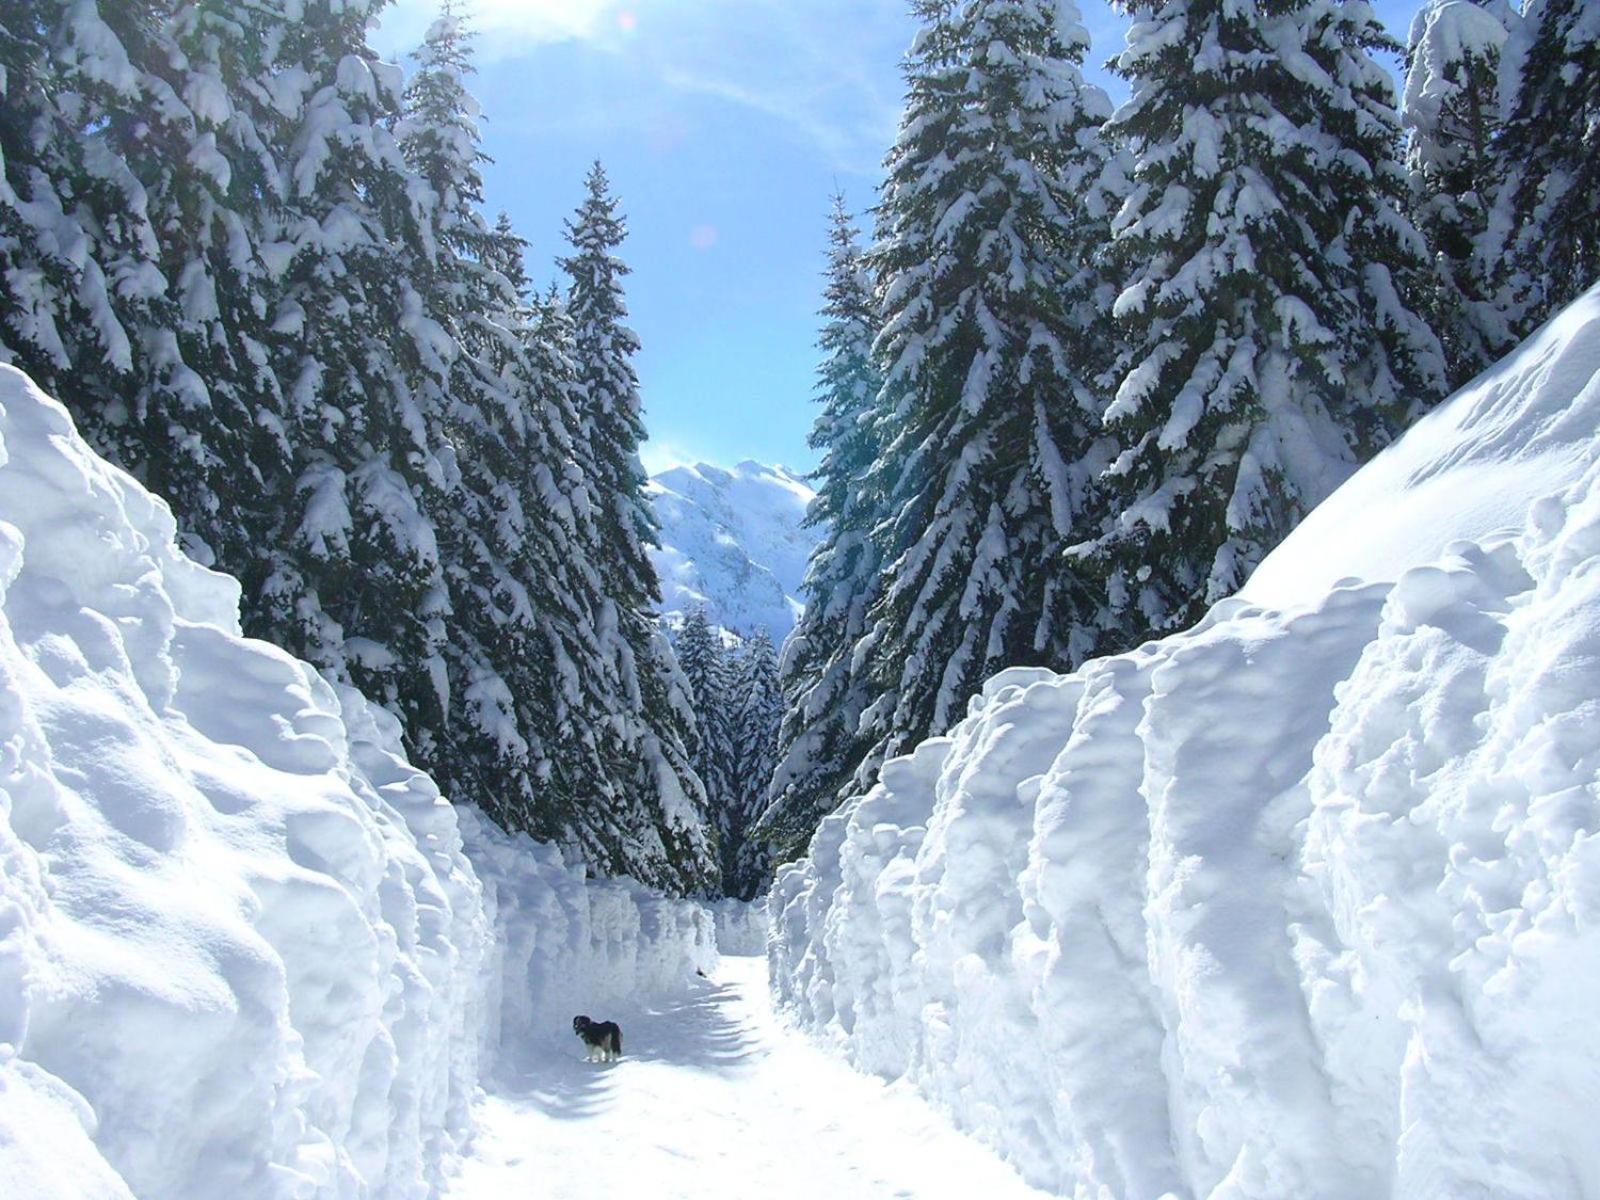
[572,1015,623,1062]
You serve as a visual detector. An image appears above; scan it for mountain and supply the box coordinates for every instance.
[648,460,821,641]
[770,287,1600,1197]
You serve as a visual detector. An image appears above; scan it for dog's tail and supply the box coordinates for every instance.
[611,1028,623,1058]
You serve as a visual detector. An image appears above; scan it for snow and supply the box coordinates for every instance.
[708,897,768,956]
[460,809,717,1057]
[648,460,821,641]
[0,364,749,1199]
[0,365,489,1198]
[770,285,1600,1198]
[445,956,1049,1200]
[1246,286,1600,608]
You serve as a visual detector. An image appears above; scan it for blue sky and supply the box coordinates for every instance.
[374,0,1425,475]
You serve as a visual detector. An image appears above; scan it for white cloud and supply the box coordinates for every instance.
[640,436,706,476]
[373,0,623,57]
[374,0,910,176]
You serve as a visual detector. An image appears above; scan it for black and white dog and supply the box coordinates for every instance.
[572,1015,623,1062]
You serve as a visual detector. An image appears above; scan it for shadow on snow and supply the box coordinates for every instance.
[492,973,767,1123]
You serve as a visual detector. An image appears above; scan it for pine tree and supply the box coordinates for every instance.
[852,0,1117,788]
[397,6,571,837]
[562,164,718,895]
[562,162,660,614]
[675,608,735,831]
[756,198,888,868]
[0,0,111,391]
[1,2,188,499]
[1078,0,1447,649]
[1493,0,1600,332]
[248,0,458,774]
[728,630,783,899]
[1402,0,1518,384]
[0,0,719,896]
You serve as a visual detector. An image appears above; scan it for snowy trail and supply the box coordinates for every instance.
[447,956,1049,1199]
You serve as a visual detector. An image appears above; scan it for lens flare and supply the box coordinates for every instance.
[616,10,639,33]
[690,225,719,251]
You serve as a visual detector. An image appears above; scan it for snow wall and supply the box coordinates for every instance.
[771,289,1600,1200]
[0,365,717,1199]
[708,897,769,956]
[462,810,716,1062]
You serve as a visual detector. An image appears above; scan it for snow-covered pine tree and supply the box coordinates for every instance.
[2,0,717,895]
[727,630,783,899]
[756,198,888,869]
[250,0,457,769]
[563,163,660,611]
[0,0,122,394]
[562,165,717,895]
[397,6,568,836]
[1403,0,1518,384]
[675,607,735,831]
[0,0,300,582]
[516,276,687,876]
[851,0,1116,787]
[1493,0,1600,333]
[1078,0,1447,650]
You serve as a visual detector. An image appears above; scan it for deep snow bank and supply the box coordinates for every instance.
[771,290,1600,1199]
[0,367,491,1198]
[462,810,716,1058]
[0,364,734,1197]
[708,897,769,956]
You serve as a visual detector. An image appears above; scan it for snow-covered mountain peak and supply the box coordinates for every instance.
[648,459,821,641]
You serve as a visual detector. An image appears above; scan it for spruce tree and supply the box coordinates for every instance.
[562,162,660,613]
[0,0,301,579]
[0,0,720,895]
[1079,0,1447,649]
[1494,0,1600,332]
[250,0,456,767]
[728,630,783,899]
[0,0,107,390]
[397,6,570,835]
[562,165,717,895]
[1402,0,1518,383]
[675,608,735,834]
[757,198,888,868]
[853,0,1116,787]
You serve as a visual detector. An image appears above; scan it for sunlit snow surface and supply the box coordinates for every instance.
[0,365,490,1198]
[0,365,726,1199]
[772,286,1600,1198]
[447,956,1048,1200]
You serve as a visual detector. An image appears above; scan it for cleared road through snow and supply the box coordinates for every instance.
[447,956,1050,1199]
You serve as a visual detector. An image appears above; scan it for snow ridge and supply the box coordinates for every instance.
[648,461,819,641]
[770,287,1600,1198]
[0,365,729,1199]
[0,365,491,1199]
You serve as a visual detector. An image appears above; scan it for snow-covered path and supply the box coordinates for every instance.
[447,956,1048,1199]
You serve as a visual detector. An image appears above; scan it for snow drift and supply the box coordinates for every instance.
[0,365,491,1198]
[771,288,1600,1199]
[0,365,724,1198]
[708,897,769,956]
[462,810,716,1062]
